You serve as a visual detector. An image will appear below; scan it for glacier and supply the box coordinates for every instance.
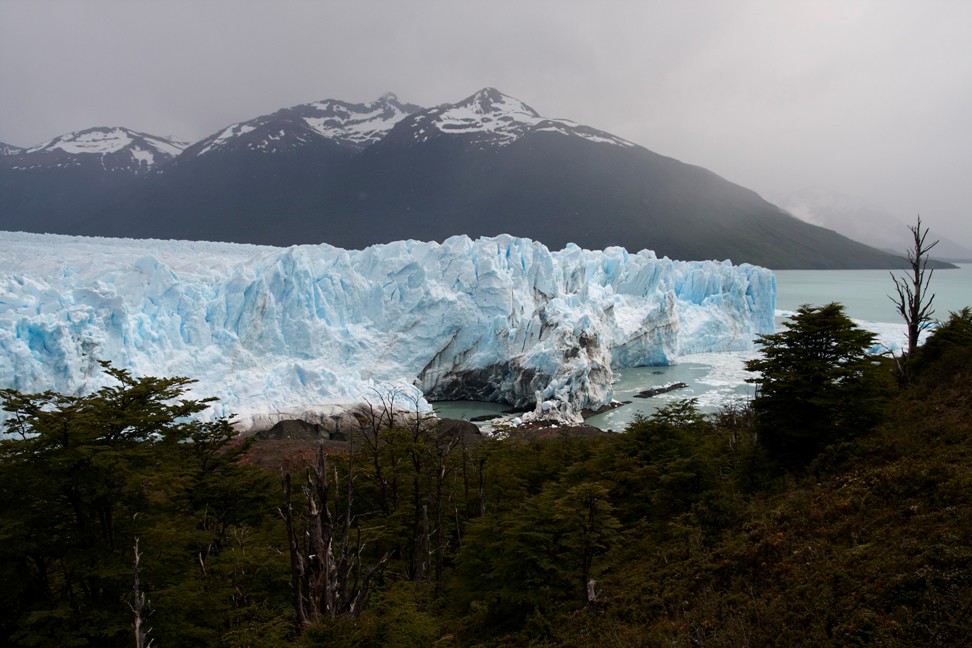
[0,231,775,430]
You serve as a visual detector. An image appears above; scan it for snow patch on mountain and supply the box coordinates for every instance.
[9,127,186,173]
[302,93,419,149]
[30,127,136,155]
[399,88,635,149]
[26,127,185,158]
[196,123,258,156]
[0,232,774,430]
[190,94,420,157]
[0,142,23,156]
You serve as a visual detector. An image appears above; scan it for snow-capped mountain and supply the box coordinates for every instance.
[14,127,186,174]
[0,142,23,156]
[0,231,775,430]
[71,95,424,241]
[0,127,187,234]
[773,187,972,261]
[184,93,419,158]
[0,88,910,268]
[385,87,634,149]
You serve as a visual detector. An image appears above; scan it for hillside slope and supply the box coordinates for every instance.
[3,89,913,268]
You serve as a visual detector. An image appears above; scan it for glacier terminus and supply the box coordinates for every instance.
[0,232,775,431]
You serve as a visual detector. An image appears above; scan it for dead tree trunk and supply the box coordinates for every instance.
[890,214,938,358]
[415,503,430,584]
[356,396,394,515]
[307,453,338,618]
[130,536,152,648]
[430,426,462,597]
[281,473,311,627]
[281,446,389,628]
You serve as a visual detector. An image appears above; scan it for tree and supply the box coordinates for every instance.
[745,303,885,464]
[890,214,938,357]
[650,397,705,429]
[281,447,390,627]
[0,364,221,644]
[909,306,972,384]
[553,482,619,602]
[455,492,567,630]
[0,363,283,646]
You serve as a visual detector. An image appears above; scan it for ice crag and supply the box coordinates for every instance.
[0,232,775,430]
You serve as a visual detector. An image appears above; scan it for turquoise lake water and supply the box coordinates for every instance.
[434,265,972,431]
[774,263,972,322]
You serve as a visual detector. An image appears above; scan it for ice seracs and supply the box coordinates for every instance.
[0,232,775,431]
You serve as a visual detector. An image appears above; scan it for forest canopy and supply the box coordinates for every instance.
[1,302,971,646]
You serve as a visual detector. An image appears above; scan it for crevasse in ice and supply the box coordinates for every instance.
[0,232,775,429]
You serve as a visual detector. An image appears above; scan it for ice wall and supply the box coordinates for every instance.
[0,232,775,428]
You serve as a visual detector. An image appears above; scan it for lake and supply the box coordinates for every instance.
[434,264,972,431]
[775,263,972,322]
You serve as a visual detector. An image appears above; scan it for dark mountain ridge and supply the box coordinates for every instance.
[1,89,922,268]
[0,142,23,156]
[0,127,186,234]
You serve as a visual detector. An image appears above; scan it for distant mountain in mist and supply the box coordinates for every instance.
[0,89,920,269]
[0,142,23,156]
[0,127,187,234]
[772,187,972,262]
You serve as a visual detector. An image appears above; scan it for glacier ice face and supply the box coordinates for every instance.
[0,232,775,430]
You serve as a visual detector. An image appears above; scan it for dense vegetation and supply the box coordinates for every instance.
[2,306,971,646]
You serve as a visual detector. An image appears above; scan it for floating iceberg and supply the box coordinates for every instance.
[0,232,775,429]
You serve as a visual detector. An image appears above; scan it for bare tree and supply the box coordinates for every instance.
[355,387,404,516]
[130,536,153,648]
[425,421,463,597]
[280,447,389,627]
[890,214,938,357]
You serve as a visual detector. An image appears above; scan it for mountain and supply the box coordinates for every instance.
[772,187,972,262]
[0,127,186,233]
[183,92,420,157]
[1,89,913,268]
[316,89,907,268]
[382,86,635,149]
[0,142,23,156]
[60,94,421,244]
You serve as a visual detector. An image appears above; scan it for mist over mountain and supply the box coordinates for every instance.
[0,89,916,269]
[772,187,972,262]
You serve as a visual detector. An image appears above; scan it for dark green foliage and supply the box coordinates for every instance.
[456,490,570,630]
[910,307,972,384]
[746,303,888,464]
[553,481,621,600]
[3,312,972,646]
[0,363,285,647]
[611,403,720,522]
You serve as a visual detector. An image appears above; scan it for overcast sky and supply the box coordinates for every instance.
[2,0,971,245]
